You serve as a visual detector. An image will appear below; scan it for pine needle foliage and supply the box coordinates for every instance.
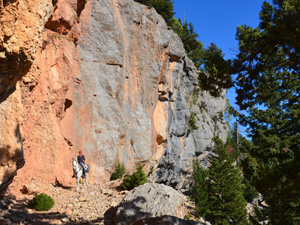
[28,193,55,211]
[233,0,300,223]
[190,138,248,224]
[121,164,148,190]
[206,137,248,225]
[190,160,210,218]
[110,162,126,180]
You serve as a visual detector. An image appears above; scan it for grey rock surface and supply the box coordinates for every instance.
[152,58,228,189]
[0,0,228,193]
[115,183,187,225]
[132,215,209,225]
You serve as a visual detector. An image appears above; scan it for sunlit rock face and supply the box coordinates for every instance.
[0,0,227,195]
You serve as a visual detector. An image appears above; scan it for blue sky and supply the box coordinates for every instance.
[173,0,267,133]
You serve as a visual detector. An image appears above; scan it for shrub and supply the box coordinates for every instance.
[189,113,198,130]
[121,164,148,190]
[28,193,55,211]
[110,162,126,180]
[184,214,192,220]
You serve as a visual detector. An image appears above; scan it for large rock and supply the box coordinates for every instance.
[132,215,210,225]
[0,0,228,195]
[115,183,187,225]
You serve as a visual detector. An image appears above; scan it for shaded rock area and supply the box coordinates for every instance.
[0,0,53,93]
[0,0,53,196]
[115,183,187,225]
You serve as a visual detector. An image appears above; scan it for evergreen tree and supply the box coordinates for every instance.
[172,19,204,62]
[198,43,232,97]
[206,137,248,224]
[233,0,300,223]
[190,160,210,218]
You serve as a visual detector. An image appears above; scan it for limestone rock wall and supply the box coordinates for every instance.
[0,0,227,195]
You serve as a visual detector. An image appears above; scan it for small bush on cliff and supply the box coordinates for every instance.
[121,164,148,190]
[28,193,55,211]
[189,113,198,130]
[110,162,127,180]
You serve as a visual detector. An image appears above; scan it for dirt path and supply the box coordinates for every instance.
[0,180,128,225]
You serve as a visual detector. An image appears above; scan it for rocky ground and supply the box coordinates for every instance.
[0,179,129,225]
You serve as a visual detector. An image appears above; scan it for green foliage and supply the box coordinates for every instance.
[171,18,205,70]
[184,214,192,220]
[198,43,232,97]
[130,139,134,146]
[190,138,248,224]
[28,193,55,211]
[199,101,207,113]
[134,0,175,26]
[172,19,203,56]
[172,19,232,96]
[110,162,126,181]
[189,112,198,130]
[206,137,248,224]
[121,164,148,190]
[192,87,200,105]
[190,160,210,218]
[243,179,259,203]
[233,0,300,223]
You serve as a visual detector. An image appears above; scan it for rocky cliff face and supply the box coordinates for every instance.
[0,0,227,195]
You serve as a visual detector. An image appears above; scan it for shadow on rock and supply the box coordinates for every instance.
[108,196,152,225]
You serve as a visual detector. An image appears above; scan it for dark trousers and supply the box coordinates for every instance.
[79,162,86,176]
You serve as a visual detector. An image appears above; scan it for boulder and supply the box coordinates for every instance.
[115,183,187,225]
[21,179,44,195]
[132,215,209,225]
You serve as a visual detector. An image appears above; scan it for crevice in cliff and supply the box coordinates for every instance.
[64,98,72,112]
[77,0,87,18]
[64,137,73,147]
[169,55,180,62]
[156,135,167,145]
[52,0,58,7]
[0,49,32,103]
[45,18,72,32]
[106,62,123,68]
[1,0,17,8]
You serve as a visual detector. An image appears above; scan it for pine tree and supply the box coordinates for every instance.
[198,43,232,97]
[206,137,248,225]
[233,0,300,223]
[190,160,210,218]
